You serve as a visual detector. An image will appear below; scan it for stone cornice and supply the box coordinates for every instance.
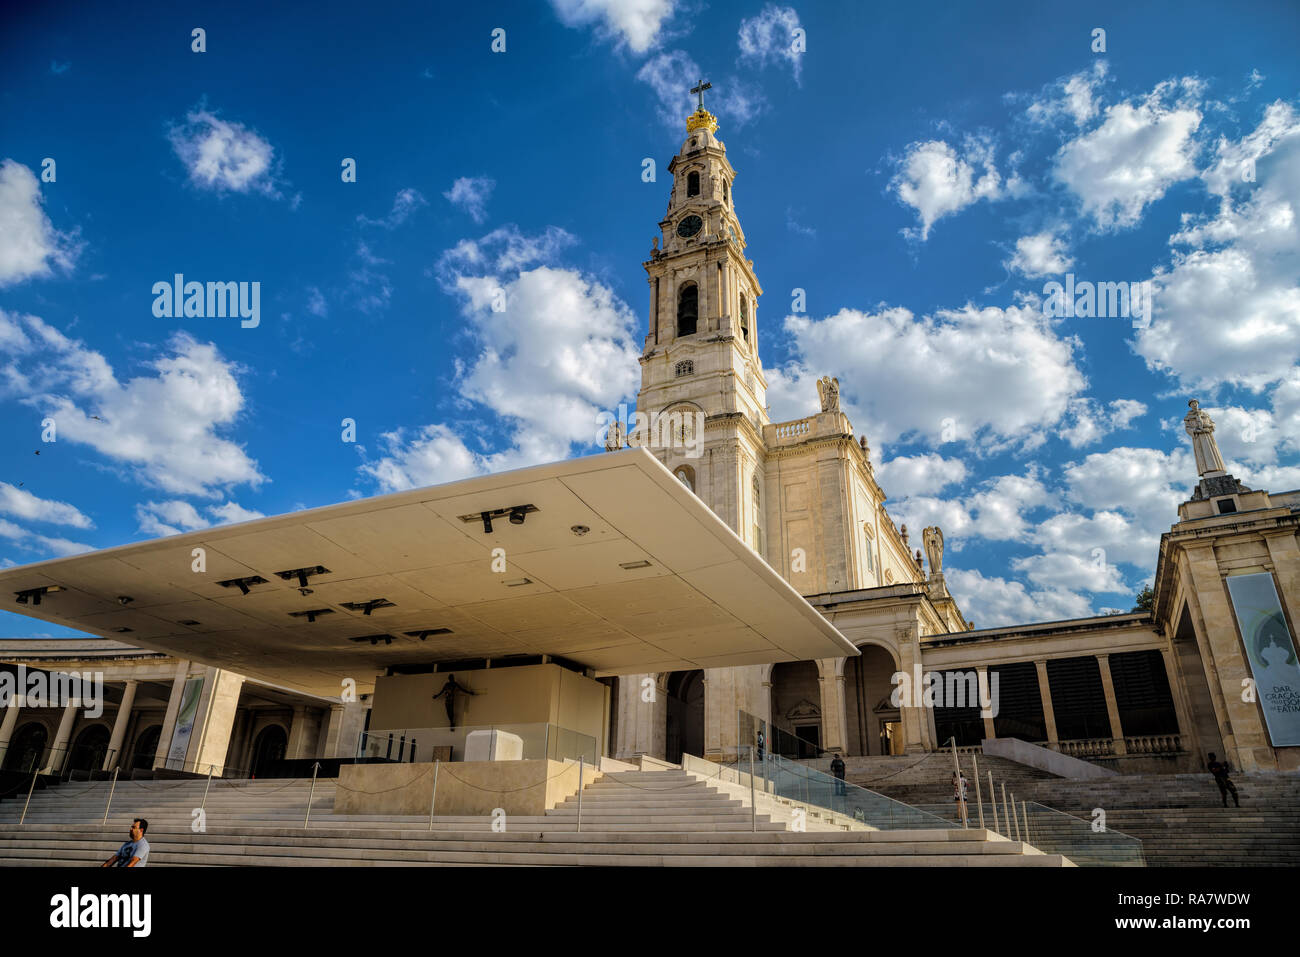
[1153,510,1300,622]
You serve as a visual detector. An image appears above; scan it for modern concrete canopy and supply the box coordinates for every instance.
[0,448,856,697]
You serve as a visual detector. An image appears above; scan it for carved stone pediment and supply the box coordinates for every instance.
[786,697,821,721]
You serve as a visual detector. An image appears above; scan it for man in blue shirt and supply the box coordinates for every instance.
[102,818,150,867]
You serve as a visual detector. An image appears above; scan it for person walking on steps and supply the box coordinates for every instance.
[1207,752,1240,808]
[830,752,846,797]
[953,771,970,826]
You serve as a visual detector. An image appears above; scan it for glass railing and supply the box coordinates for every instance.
[355,722,596,764]
[910,800,1145,866]
[756,749,956,831]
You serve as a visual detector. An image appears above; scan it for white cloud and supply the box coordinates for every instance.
[891,472,1052,548]
[1025,62,1108,127]
[348,242,393,315]
[549,0,676,53]
[636,51,765,129]
[875,453,968,499]
[1006,230,1073,277]
[208,501,265,525]
[0,159,80,286]
[135,500,208,537]
[305,287,327,318]
[363,228,642,491]
[891,138,1015,240]
[768,303,1086,450]
[168,108,284,197]
[0,518,92,558]
[135,499,266,537]
[1053,80,1202,229]
[0,311,264,498]
[737,5,804,83]
[1059,397,1146,448]
[357,188,427,228]
[947,567,1094,629]
[443,177,496,225]
[1135,102,1300,391]
[1011,550,1128,594]
[0,483,93,529]
[361,425,486,492]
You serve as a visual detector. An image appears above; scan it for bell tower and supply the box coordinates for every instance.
[633,82,770,540]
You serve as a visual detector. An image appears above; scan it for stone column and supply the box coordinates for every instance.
[0,696,21,767]
[154,662,191,770]
[898,630,928,753]
[1096,655,1127,755]
[320,705,345,759]
[44,701,78,774]
[976,666,996,741]
[1034,660,1059,749]
[614,673,667,760]
[1185,543,1271,770]
[104,680,137,771]
[1160,647,1198,755]
[816,659,849,754]
[286,705,309,760]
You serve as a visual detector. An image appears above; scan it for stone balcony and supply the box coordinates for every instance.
[764,410,854,449]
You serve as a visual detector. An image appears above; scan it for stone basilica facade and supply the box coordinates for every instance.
[609,103,1300,775]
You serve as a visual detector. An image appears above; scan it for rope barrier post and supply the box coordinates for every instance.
[19,765,39,826]
[576,755,585,834]
[101,767,119,827]
[749,746,757,833]
[303,761,320,829]
[200,763,215,817]
[1009,790,1021,843]
[971,752,985,830]
[1021,800,1030,847]
[988,771,999,833]
[427,760,440,831]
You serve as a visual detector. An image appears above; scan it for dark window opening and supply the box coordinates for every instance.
[1109,650,1179,736]
[1046,657,1110,740]
[677,284,698,336]
[686,172,700,197]
[1217,498,1237,514]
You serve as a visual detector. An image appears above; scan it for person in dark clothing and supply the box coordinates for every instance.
[432,674,479,731]
[830,753,846,796]
[755,729,765,762]
[1207,752,1240,808]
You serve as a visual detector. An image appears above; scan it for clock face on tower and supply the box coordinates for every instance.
[676,215,703,238]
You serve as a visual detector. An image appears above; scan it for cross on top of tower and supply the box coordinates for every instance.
[690,80,712,110]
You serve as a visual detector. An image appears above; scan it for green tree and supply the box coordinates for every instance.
[1132,584,1155,613]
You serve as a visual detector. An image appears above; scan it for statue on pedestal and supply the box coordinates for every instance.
[1184,399,1227,476]
[816,376,840,413]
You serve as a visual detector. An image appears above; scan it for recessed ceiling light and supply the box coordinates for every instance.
[571,525,590,536]
[619,560,652,570]
[405,628,453,640]
[178,619,200,627]
[504,578,532,587]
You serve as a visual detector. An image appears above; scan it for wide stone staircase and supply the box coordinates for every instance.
[849,749,1300,866]
[0,765,1071,866]
[1017,771,1300,866]
[842,752,1059,805]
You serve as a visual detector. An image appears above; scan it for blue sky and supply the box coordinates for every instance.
[1,0,1299,636]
